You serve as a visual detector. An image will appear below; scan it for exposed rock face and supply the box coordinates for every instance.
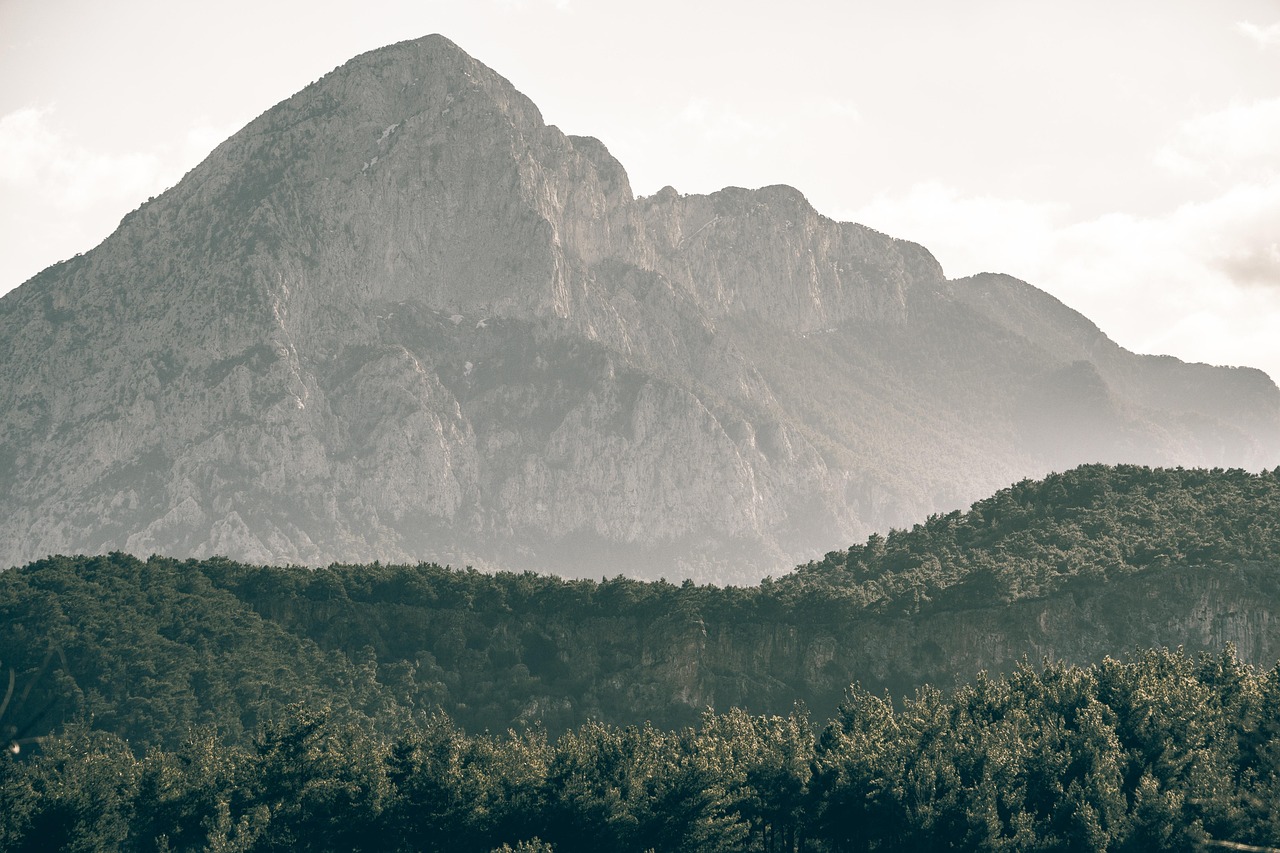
[251,561,1280,729]
[1,35,1277,581]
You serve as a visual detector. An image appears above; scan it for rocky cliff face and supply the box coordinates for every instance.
[247,560,1280,730]
[1,35,1277,581]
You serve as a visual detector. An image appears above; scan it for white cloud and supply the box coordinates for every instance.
[0,107,245,292]
[182,117,236,165]
[1237,20,1280,48]
[840,182,1065,280]
[0,106,168,212]
[1156,97,1280,179]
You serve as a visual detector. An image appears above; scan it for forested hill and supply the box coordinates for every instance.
[783,463,1280,611]
[2,465,1280,751]
[7,649,1280,852]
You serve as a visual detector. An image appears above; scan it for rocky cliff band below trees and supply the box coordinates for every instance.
[1,553,1277,744]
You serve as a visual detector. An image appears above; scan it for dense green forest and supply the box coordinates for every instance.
[784,463,1280,612]
[5,648,1280,851]
[3,464,1280,849]
[5,465,1279,743]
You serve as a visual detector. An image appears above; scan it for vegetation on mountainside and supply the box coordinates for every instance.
[5,648,1280,851]
[3,465,1279,745]
[784,463,1280,613]
[3,464,1280,849]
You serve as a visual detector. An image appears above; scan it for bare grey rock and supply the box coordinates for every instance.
[0,35,1276,581]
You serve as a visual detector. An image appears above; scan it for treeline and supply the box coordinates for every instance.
[0,551,774,746]
[5,647,1280,851]
[3,464,1280,848]
[0,552,395,752]
[3,465,1280,745]
[784,464,1280,613]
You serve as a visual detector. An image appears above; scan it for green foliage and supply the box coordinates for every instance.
[1,726,140,853]
[787,464,1280,614]
[0,552,392,751]
[3,465,1280,848]
[2,465,1280,747]
[4,648,1280,850]
[805,648,1280,852]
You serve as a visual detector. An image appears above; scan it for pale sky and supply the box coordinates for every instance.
[3,0,1279,384]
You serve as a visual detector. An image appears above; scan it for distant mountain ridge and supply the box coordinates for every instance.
[0,35,1276,581]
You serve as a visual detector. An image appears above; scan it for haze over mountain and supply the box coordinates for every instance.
[0,35,1276,582]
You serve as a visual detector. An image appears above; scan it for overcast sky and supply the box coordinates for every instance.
[3,0,1279,383]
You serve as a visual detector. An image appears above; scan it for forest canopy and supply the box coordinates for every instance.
[5,648,1280,851]
[2,464,1280,850]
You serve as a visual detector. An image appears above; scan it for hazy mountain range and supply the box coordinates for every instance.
[1,35,1276,582]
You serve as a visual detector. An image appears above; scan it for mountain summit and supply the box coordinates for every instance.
[1,35,1276,581]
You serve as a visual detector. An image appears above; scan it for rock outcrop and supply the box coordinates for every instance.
[244,560,1280,730]
[1,35,1277,581]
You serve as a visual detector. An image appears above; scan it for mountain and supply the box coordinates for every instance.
[0,35,1276,581]
[4,466,1280,746]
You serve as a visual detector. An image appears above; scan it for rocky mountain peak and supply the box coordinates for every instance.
[632,182,942,332]
[155,33,932,338]
[0,36,1275,581]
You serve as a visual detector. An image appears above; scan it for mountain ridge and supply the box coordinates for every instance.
[0,33,1276,580]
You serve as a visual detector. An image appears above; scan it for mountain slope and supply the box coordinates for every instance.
[4,466,1280,743]
[0,35,1276,581]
